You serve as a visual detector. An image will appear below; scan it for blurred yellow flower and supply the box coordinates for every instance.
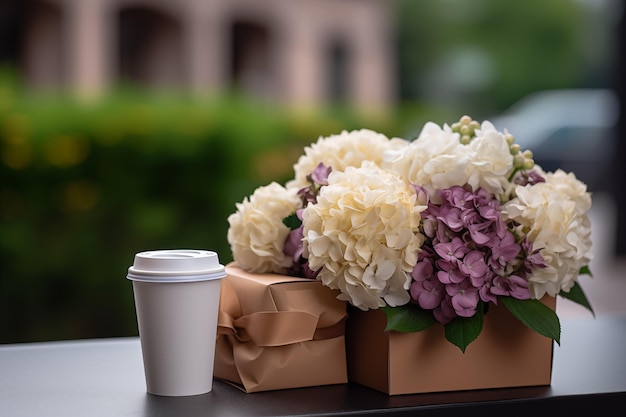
[45,135,89,167]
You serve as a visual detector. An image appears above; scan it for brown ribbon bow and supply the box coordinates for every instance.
[217,278,346,347]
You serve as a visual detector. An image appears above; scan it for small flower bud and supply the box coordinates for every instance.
[510,144,521,155]
[523,159,534,170]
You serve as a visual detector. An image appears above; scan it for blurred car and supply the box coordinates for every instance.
[490,88,620,191]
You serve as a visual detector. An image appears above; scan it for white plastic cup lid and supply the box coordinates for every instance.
[127,249,226,283]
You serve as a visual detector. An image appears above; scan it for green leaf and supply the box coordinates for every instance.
[560,282,595,317]
[444,306,484,353]
[501,297,561,345]
[382,304,436,333]
[579,265,592,277]
[282,213,301,230]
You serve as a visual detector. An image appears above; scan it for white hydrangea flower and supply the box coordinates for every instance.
[502,169,593,298]
[287,129,408,190]
[227,182,302,274]
[384,121,514,200]
[466,121,516,194]
[383,122,465,199]
[302,161,426,310]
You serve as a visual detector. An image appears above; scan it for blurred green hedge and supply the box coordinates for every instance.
[1,80,434,343]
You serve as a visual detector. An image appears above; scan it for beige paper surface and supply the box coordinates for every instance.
[346,297,556,395]
[214,264,348,392]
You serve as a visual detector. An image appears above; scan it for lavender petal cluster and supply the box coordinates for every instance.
[283,163,331,278]
[410,184,543,324]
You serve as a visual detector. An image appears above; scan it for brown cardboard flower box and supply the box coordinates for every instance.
[213,263,348,392]
[346,297,556,395]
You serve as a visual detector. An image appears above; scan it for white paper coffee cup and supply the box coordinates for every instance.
[127,249,226,396]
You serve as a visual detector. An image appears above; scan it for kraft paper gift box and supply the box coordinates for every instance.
[214,263,348,392]
[346,297,556,395]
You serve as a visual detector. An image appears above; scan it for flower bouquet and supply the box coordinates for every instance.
[225,115,595,393]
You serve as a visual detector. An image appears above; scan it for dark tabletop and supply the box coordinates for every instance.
[1,314,625,417]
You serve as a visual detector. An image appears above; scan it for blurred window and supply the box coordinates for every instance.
[118,6,183,89]
[327,39,350,104]
[230,21,272,98]
[535,126,614,159]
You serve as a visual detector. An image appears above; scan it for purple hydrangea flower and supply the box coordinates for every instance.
[298,163,332,205]
[409,184,535,323]
[283,164,332,278]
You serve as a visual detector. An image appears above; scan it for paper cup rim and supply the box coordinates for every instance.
[126,270,226,283]
[126,249,226,283]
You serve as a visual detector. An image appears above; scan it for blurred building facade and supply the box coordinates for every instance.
[1,0,395,110]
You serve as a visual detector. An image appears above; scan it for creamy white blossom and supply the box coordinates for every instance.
[502,169,593,298]
[227,182,302,274]
[288,129,408,190]
[302,161,426,310]
[384,121,514,200]
[466,121,516,193]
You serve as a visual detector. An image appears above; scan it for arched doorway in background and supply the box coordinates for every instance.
[118,6,183,90]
